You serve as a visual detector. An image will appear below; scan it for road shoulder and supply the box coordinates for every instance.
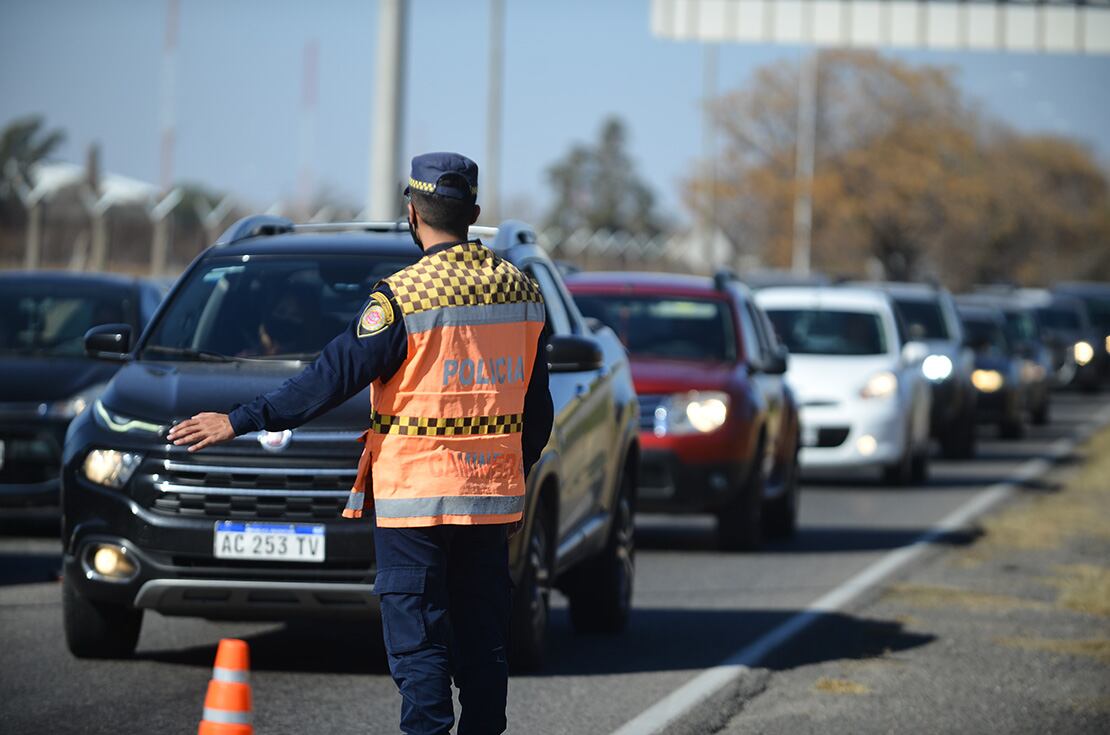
[719,428,1110,735]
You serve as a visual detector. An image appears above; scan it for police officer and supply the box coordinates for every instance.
[167,152,554,735]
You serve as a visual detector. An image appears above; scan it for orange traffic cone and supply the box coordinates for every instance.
[198,638,253,735]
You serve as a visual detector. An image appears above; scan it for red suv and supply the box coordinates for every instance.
[568,271,801,550]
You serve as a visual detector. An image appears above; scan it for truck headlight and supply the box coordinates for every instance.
[93,400,166,435]
[82,449,143,488]
[652,391,730,436]
[921,354,953,382]
[1074,340,1095,366]
[1105,336,1110,355]
[860,371,898,399]
[971,369,1004,393]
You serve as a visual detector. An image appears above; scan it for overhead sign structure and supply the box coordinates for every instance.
[651,0,1110,54]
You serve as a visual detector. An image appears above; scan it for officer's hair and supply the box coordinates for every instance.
[410,175,475,237]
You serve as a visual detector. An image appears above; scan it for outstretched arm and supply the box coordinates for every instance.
[168,288,406,452]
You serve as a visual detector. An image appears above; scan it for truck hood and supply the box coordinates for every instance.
[785,354,896,405]
[630,357,737,395]
[0,356,121,403]
[98,360,370,431]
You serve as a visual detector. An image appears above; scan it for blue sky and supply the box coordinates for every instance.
[2,0,1108,226]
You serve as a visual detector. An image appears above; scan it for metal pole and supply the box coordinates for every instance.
[791,50,818,275]
[485,0,505,223]
[159,0,179,193]
[701,43,718,270]
[368,0,408,219]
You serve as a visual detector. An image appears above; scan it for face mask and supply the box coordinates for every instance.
[407,212,423,249]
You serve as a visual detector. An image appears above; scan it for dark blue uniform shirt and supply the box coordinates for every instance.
[228,261,554,478]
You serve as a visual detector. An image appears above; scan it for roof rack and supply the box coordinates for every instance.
[214,215,540,251]
[713,268,738,291]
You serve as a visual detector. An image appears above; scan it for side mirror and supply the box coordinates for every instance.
[763,345,789,375]
[583,316,605,334]
[84,324,132,361]
[547,334,604,373]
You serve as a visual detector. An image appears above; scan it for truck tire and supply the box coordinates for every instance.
[63,575,142,659]
[567,462,635,634]
[509,504,553,672]
[717,447,764,552]
[1031,397,1050,426]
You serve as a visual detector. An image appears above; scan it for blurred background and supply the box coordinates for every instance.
[1,0,1107,280]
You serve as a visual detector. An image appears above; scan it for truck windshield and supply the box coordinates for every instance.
[0,283,135,357]
[574,295,737,362]
[765,309,888,356]
[143,256,413,361]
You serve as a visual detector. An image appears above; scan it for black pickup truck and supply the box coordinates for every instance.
[60,217,640,670]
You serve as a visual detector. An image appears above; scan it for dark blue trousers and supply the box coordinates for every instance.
[373,524,512,735]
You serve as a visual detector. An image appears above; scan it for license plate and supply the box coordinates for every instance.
[213,521,325,562]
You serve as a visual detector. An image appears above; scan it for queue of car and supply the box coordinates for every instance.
[2,222,1107,673]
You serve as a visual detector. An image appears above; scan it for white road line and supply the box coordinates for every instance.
[611,409,1110,735]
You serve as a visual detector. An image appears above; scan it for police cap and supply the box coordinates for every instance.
[404,152,479,201]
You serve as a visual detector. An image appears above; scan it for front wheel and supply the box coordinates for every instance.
[63,575,142,659]
[509,505,553,672]
[763,437,800,539]
[567,463,635,634]
[717,452,764,552]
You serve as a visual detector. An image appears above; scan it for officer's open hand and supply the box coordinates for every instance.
[167,412,235,452]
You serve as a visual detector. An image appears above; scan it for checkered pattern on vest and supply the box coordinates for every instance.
[383,240,542,314]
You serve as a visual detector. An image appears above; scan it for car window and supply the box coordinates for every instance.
[0,283,136,357]
[527,264,573,336]
[962,317,1009,354]
[893,296,949,340]
[574,294,737,363]
[143,256,414,360]
[765,308,889,356]
[1002,311,1037,345]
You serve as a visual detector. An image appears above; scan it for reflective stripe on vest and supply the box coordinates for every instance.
[366,240,544,528]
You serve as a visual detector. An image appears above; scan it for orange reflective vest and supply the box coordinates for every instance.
[349,240,545,528]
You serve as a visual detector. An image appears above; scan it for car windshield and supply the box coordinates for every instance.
[893,297,949,340]
[1076,296,1110,331]
[143,255,413,361]
[765,308,888,356]
[573,294,737,362]
[0,283,135,357]
[1037,306,1081,331]
[1002,310,1038,345]
[963,317,1009,354]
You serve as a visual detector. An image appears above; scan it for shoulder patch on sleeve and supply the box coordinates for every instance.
[357,292,395,338]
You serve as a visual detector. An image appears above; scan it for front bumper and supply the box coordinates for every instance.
[636,449,748,513]
[797,399,907,472]
[62,432,377,620]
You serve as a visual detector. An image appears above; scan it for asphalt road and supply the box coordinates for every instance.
[1,392,1107,735]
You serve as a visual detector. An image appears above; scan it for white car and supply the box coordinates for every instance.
[755,287,932,485]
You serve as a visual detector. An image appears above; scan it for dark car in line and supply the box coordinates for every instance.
[0,271,167,508]
[60,217,640,671]
[853,282,977,458]
[567,270,801,550]
[957,304,1027,439]
[961,293,1052,425]
[1053,282,1110,381]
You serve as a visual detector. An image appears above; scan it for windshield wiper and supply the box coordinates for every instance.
[142,345,237,362]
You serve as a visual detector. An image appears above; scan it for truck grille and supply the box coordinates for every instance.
[143,459,356,521]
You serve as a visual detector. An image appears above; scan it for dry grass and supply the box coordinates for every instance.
[814,677,870,695]
[885,583,1048,613]
[1044,563,1110,617]
[995,636,1110,665]
[954,430,1110,573]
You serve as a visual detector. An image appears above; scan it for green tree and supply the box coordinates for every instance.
[0,115,67,209]
[544,117,663,236]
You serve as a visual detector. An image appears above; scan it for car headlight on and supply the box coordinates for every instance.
[652,391,730,436]
[82,449,143,488]
[860,371,898,399]
[93,400,167,435]
[971,369,1004,393]
[1104,336,1110,354]
[1074,340,1095,366]
[921,354,953,382]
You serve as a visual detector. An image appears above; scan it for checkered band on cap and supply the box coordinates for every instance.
[370,410,525,436]
[384,241,543,315]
